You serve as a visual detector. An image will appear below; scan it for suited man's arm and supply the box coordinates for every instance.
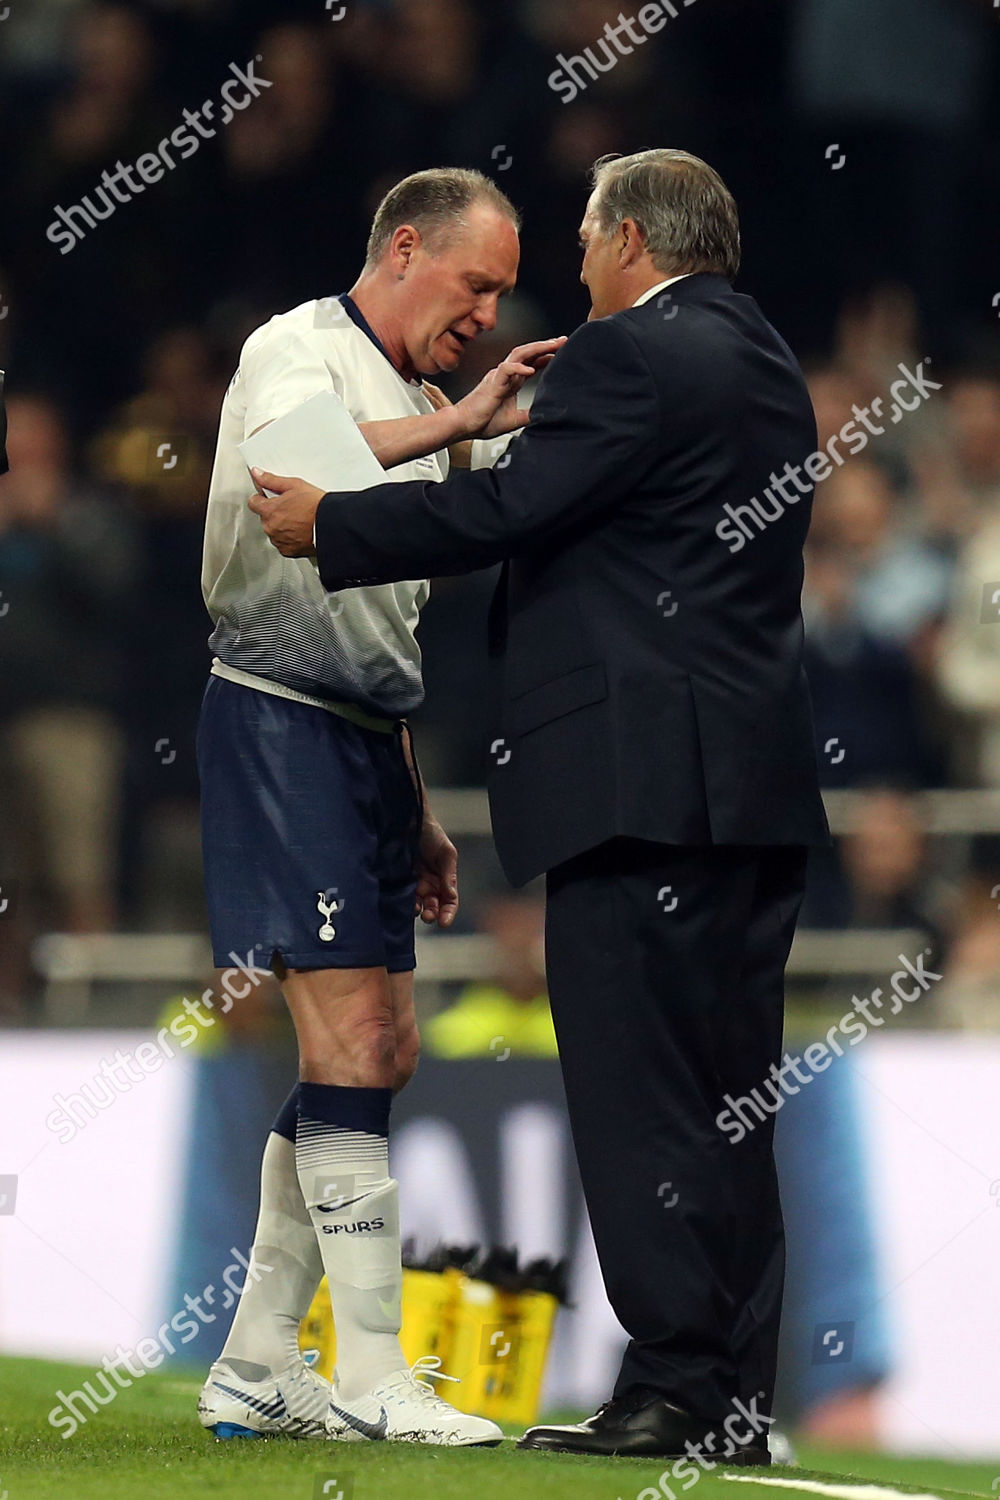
[315,317,661,590]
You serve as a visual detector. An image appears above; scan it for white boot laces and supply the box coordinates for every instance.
[406,1354,461,1405]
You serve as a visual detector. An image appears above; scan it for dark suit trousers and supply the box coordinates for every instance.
[545,838,808,1422]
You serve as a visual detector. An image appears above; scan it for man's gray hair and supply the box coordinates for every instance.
[590,150,740,280]
[366,168,521,267]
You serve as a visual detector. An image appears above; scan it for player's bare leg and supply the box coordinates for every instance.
[279,964,405,1400]
[387,970,421,1095]
[280,963,500,1444]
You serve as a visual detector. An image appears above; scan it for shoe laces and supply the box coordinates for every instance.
[596,1387,655,1421]
[401,1355,460,1405]
[287,1361,328,1392]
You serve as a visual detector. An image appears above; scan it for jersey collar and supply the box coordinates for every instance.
[337,293,421,386]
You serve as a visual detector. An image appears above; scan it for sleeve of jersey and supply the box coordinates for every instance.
[242,327,348,439]
[470,433,517,470]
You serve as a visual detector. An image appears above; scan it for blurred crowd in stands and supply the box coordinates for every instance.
[2,0,1000,1019]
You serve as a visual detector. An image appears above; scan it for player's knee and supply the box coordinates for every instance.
[349,1012,398,1081]
[301,1007,397,1085]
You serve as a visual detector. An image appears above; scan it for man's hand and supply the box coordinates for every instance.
[421,380,451,413]
[415,815,459,928]
[247,468,325,557]
[455,336,567,440]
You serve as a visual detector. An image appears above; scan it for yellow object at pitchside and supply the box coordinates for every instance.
[298,1267,558,1425]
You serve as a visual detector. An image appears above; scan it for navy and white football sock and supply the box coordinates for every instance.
[218,1086,323,1379]
[296,1082,406,1400]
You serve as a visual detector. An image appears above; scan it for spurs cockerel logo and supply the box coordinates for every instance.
[316,889,345,942]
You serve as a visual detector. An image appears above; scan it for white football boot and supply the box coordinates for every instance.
[326,1355,503,1446]
[198,1356,332,1439]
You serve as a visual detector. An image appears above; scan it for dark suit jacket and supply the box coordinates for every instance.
[315,273,829,885]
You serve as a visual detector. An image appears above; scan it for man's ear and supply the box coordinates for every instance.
[618,217,648,271]
[389,224,421,277]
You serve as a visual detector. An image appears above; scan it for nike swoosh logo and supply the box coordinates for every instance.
[316,1196,365,1213]
[329,1401,388,1441]
[214,1381,288,1420]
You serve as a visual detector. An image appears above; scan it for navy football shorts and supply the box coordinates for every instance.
[197,675,422,972]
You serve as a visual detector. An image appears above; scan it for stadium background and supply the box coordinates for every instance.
[2,0,1000,1463]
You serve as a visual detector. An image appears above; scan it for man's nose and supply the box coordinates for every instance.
[473,296,500,333]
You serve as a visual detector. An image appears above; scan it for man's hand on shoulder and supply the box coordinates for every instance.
[247,468,324,557]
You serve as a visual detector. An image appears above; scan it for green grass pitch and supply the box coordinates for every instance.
[1,1355,997,1500]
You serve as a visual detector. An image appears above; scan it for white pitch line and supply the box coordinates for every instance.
[721,1475,947,1500]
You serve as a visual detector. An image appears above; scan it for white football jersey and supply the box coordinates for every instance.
[202,294,444,719]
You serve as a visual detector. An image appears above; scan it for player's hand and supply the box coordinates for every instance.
[455,337,567,440]
[415,815,459,929]
[421,380,451,411]
[247,468,325,557]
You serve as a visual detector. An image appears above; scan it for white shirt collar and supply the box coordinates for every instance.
[632,273,692,308]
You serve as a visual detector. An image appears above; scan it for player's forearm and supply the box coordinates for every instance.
[359,406,468,470]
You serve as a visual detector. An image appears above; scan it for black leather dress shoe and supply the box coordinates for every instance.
[517,1388,772,1461]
